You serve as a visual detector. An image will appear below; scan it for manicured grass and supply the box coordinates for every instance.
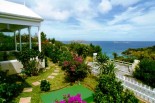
[41,85,94,103]
[12,61,69,103]
[11,59,98,103]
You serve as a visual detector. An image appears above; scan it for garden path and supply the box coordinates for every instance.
[19,62,61,103]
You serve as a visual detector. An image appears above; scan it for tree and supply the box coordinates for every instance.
[133,58,155,87]
[94,74,139,103]
[41,32,47,42]
[112,52,118,59]
[96,53,109,64]
[94,74,123,103]
[94,55,138,103]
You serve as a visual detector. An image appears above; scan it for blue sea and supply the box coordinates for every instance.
[63,41,155,58]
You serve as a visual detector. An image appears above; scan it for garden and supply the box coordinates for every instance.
[0,32,139,103]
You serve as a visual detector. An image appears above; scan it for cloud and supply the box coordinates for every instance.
[111,0,141,7]
[30,0,98,21]
[107,6,145,25]
[7,0,155,41]
[32,0,71,21]
[98,0,112,14]
[130,7,155,25]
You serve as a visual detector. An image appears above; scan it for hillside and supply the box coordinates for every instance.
[122,45,155,60]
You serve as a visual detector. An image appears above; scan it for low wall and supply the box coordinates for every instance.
[0,59,45,75]
[0,60,22,75]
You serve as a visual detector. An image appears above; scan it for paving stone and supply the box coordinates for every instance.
[51,73,58,76]
[32,81,40,86]
[23,88,32,92]
[19,97,31,103]
[51,64,55,66]
[54,69,59,73]
[55,66,58,68]
[48,75,55,79]
[46,67,50,70]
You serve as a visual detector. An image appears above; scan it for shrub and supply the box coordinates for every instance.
[94,74,138,103]
[40,80,51,91]
[0,71,24,103]
[133,58,155,87]
[55,94,86,103]
[0,83,23,102]
[15,49,44,76]
[97,53,109,64]
[58,51,72,66]
[62,55,89,82]
[94,74,123,103]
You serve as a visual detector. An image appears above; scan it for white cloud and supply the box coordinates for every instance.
[108,6,144,25]
[31,0,97,21]
[111,0,140,7]
[32,0,71,21]
[98,0,112,14]
[9,0,153,41]
[130,7,155,25]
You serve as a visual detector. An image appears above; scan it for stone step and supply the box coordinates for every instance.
[19,97,31,103]
[23,88,32,92]
[48,75,55,79]
[51,73,58,76]
[32,81,40,86]
[54,69,59,73]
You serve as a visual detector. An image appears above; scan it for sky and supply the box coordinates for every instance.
[7,0,155,41]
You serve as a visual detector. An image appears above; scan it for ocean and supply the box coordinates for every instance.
[63,41,155,58]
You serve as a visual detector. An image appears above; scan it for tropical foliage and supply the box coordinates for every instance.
[0,70,24,103]
[122,46,155,60]
[40,80,51,91]
[15,49,44,76]
[62,55,89,82]
[94,54,138,103]
[67,42,102,58]
[0,32,15,51]
[96,53,109,64]
[133,58,155,87]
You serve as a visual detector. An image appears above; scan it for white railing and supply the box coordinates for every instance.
[111,59,132,65]
[116,75,155,103]
[89,61,155,102]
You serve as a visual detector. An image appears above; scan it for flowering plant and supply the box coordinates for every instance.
[62,54,89,82]
[55,94,86,103]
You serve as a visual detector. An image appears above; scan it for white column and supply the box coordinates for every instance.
[19,30,22,51]
[28,27,32,49]
[14,31,17,51]
[38,26,41,52]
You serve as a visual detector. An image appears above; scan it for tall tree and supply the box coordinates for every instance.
[41,32,47,42]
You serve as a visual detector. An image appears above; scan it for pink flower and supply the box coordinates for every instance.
[63,61,69,67]
[74,56,83,63]
[70,65,76,71]
[60,100,66,103]
[55,94,86,103]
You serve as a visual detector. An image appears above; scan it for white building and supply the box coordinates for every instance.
[0,0,44,74]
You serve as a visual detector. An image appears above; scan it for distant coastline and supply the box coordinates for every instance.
[62,41,155,58]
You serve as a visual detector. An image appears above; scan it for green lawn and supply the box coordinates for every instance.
[12,60,98,103]
[41,85,94,103]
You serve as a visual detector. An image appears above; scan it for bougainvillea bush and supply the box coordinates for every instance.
[55,94,86,103]
[62,55,89,82]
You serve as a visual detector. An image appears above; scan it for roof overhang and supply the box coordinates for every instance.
[0,0,44,32]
